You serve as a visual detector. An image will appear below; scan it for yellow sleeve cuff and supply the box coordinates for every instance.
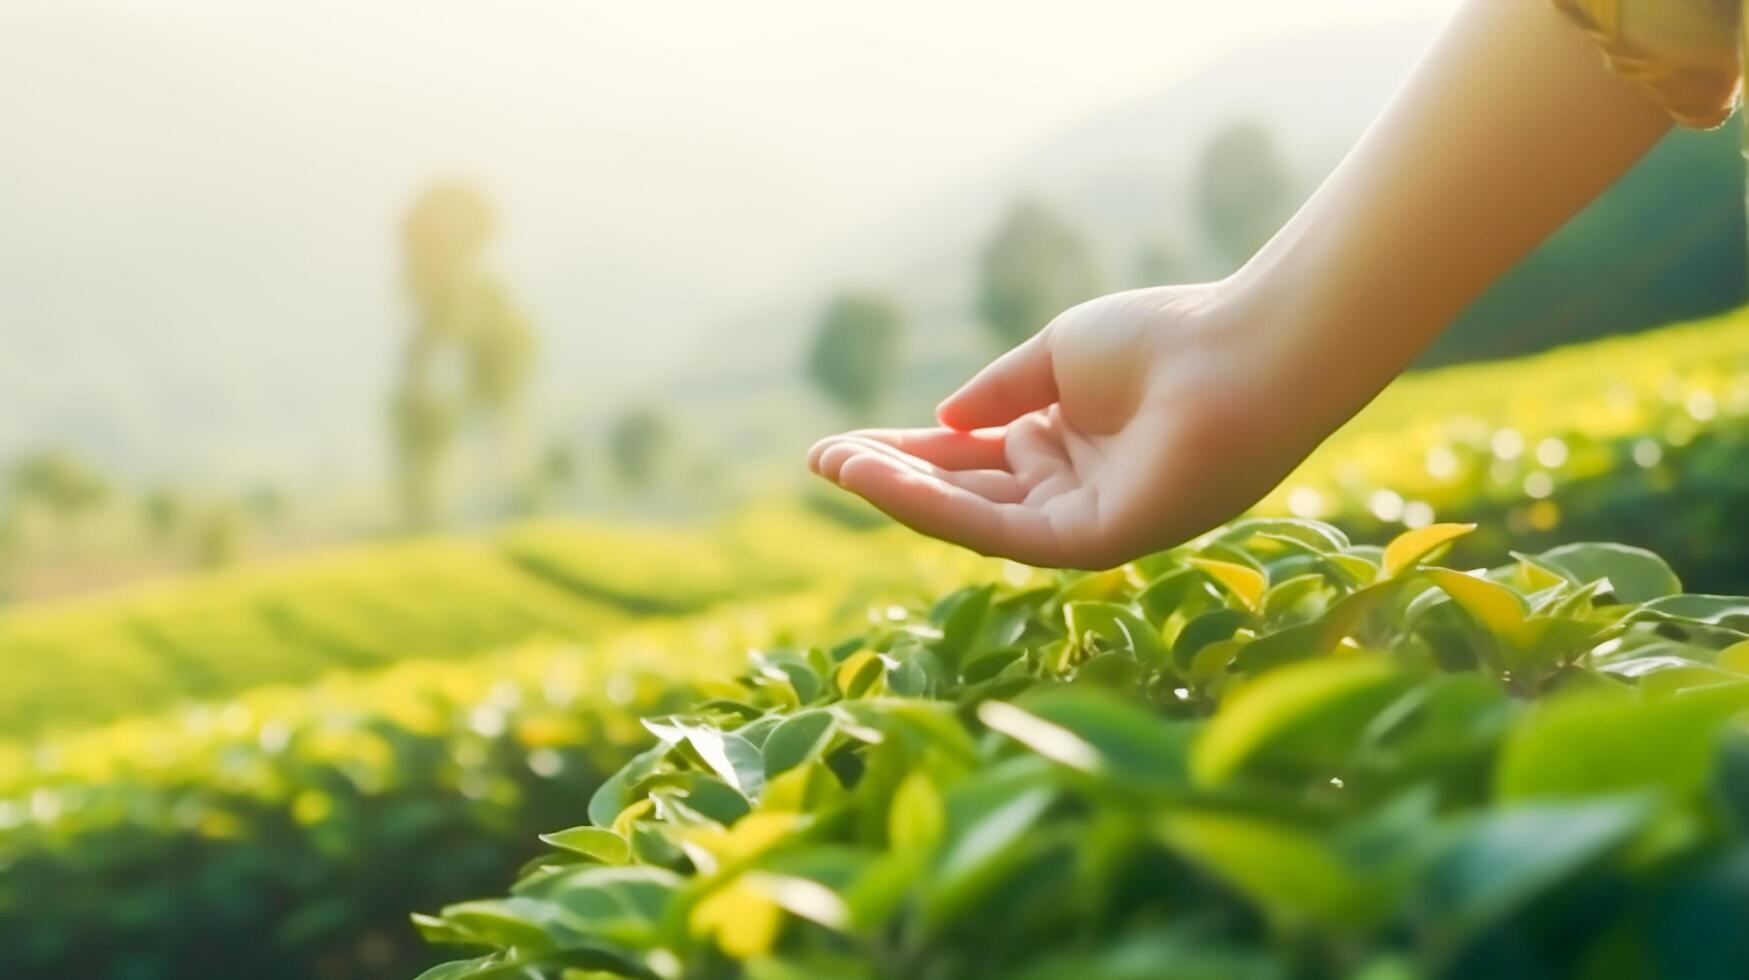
[1553,0,1742,129]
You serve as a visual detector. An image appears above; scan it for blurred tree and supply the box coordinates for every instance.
[977,199,1103,347]
[245,484,286,526]
[391,180,538,528]
[0,511,19,573]
[1193,120,1294,269]
[389,370,459,528]
[141,487,186,545]
[461,281,536,414]
[607,405,672,490]
[806,292,904,422]
[541,444,578,491]
[517,443,580,514]
[6,450,108,540]
[193,504,246,570]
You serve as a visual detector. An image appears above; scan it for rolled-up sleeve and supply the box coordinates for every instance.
[1553,0,1742,128]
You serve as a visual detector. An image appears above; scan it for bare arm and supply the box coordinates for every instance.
[810,0,1678,568]
[1239,0,1673,411]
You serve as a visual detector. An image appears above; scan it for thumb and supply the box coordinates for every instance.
[936,327,1057,431]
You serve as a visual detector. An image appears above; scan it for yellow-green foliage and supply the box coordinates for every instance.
[0,523,995,980]
[501,505,924,614]
[1254,308,1749,596]
[0,538,623,738]
[12,308,1749,979]
[1271,307,1749,524]
[5,593,824,831]
[0,506,953,739]
[417,520,1749,980]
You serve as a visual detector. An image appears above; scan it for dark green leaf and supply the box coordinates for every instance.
[1420,797,1652,937]
[763,709,838,778]
[589,742,671,828]
[1536,542,1681,604]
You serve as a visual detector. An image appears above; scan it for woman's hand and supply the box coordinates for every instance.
[807,282,1326,568]
[809,0,1675,568]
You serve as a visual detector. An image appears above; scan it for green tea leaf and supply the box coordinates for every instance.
[1157,812,1364,927]
[538,826,630,865]
[1007,929,1290,980]
[1219,517,1351,552]
[435,898,562,954]
[763,709,838,779]
[1382,523,1475,576]
[1420,797,1652,937]
[982,688,1194,791]
[1138,568,1209,621]
[834,651,887,698]
[1537,541,1681,603]
[1193,656,1409,784]
[1065,601,1169,669]
[648,772,752,825]
[889,769,945,853]
[1174,608,1255,671]
[1233,581,1394,673]
[682,725,767,798]
[885,645,944,698]
[588,742,671,828]
[933,584,995,672]
[1423,568,1527,637]
[1188,558,1267,611]
[1497,684,1749,801]
[923,781,1057,929]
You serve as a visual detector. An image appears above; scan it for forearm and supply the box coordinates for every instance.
[1232,0,1672,393]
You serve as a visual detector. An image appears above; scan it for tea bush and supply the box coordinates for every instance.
[1,592,891,980]
[0,506,901,739]
[1268,308,1749,592]
[419,519,1749,980]
[0,525,993,980]
[0,538,628,740]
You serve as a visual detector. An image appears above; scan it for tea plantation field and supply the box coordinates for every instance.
[1272,306,1749,589]
[0,507,995,979]
[0,505,947,740]
[423,519,1749,980]
[10,307,1749,979]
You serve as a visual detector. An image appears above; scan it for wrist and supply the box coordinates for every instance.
[1225,214,1456,379]
[1210,233,1455,440]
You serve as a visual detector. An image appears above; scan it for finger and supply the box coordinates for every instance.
[810,437,1030,504]
[936,329,1057,431]
[811,440,868,483]
[829,437,1031,503]
[834,452,1066,567]
[809,427,1007,472]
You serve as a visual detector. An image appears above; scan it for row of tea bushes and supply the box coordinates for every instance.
[1267,308,1749,591]
[500,506,910,617]
[1,537,998,980]
[0,506,913,739]
[419,520,1749,979]
[0,535,623,740]
[1298,404,1749,593]
[2,599,819,980]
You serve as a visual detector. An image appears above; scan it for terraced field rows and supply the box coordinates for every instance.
[0,506,925,739]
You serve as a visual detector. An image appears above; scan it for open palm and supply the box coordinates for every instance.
[808,284,1307,569]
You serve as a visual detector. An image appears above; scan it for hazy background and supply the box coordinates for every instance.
[2,1,1452,474]
[3,0,1743,596]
